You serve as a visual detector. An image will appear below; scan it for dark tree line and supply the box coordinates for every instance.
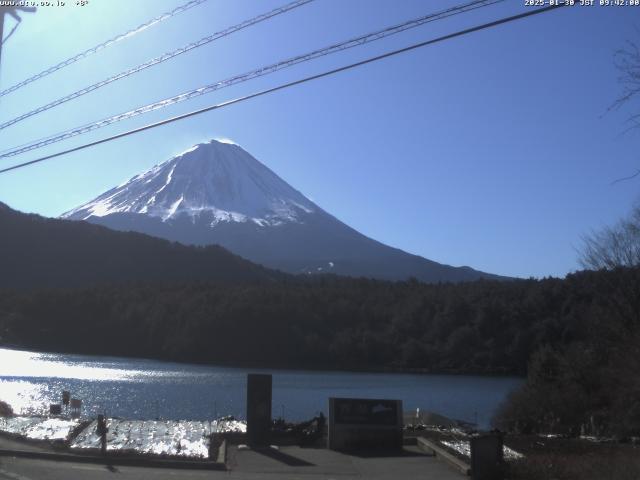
[0,267,631,377]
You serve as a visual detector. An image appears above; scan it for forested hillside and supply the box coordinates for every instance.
[0,268,632,378]
[0,202,281,289]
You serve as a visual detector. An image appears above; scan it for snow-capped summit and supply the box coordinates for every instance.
[62,140,315,227]
[63,139,504,282]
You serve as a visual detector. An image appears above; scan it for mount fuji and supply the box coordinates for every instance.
[62,139,503,282]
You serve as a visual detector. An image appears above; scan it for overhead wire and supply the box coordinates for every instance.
[0,0,314,130]
[0,0,506,158]
[0,2,568,176]
[0,0,210,98]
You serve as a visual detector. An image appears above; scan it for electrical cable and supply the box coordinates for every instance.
[0,0,210,98]
[0,2,567,176]
[0,0,313,130]
[0,0,505,156]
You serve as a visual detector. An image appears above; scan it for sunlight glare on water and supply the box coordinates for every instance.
[0,348,218,416]
[0,348,172,381]
[0,381,50,415]
[0,347,523,426]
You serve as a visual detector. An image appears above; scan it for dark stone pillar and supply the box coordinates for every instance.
[246,374,272,446]
[470,432,504,480]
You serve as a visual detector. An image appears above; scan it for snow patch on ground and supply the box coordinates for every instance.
[441,440,524,460]
[164,195,184,221]
[214,137,238,146]
[0,416,79,441]
[70,418,246,459]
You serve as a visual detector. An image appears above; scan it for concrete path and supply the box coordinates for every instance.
[228,445,464,479]
[0,445,465,479]
[0,431,465,480]
[0,456,215,480]
[0,435,52,453]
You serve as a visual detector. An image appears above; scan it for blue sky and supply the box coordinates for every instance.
[0,0,637,279]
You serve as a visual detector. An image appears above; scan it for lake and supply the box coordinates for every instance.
[0,347,523,429]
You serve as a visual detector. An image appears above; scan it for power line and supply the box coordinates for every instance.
[0,2,567,176]
[0,0,505,158]
[0,0,313,131]
[0,0,210,98]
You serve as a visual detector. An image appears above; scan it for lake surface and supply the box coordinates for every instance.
[0,347,523,429]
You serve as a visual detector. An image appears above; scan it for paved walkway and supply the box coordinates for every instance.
[228,445,463,479]
[0,434,464,479]
[0,434,53,453]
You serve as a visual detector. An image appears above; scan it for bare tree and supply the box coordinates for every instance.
[580,205,640,330]
[580,205,640,270]
[610,34,640,130]
[605,33,640,185]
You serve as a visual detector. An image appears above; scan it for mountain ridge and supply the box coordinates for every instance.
[63,139,508,283]
[0,201,281,290]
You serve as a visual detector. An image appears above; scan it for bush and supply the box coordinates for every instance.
[0,400,13,417]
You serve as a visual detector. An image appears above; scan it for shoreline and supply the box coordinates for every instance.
[0,344,523,379]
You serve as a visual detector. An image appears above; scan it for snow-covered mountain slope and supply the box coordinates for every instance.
[62,140,505,283]
[63,140,315,227]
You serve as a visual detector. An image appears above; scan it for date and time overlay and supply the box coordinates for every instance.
[527,0,639,6]
[0,1,88,7]
[0,0,639,8]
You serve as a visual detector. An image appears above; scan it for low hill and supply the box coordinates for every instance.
[0,202,281,289]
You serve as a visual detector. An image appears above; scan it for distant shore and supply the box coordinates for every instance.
[0,344,521,378]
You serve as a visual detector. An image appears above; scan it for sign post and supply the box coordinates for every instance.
[97,414,108,455]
